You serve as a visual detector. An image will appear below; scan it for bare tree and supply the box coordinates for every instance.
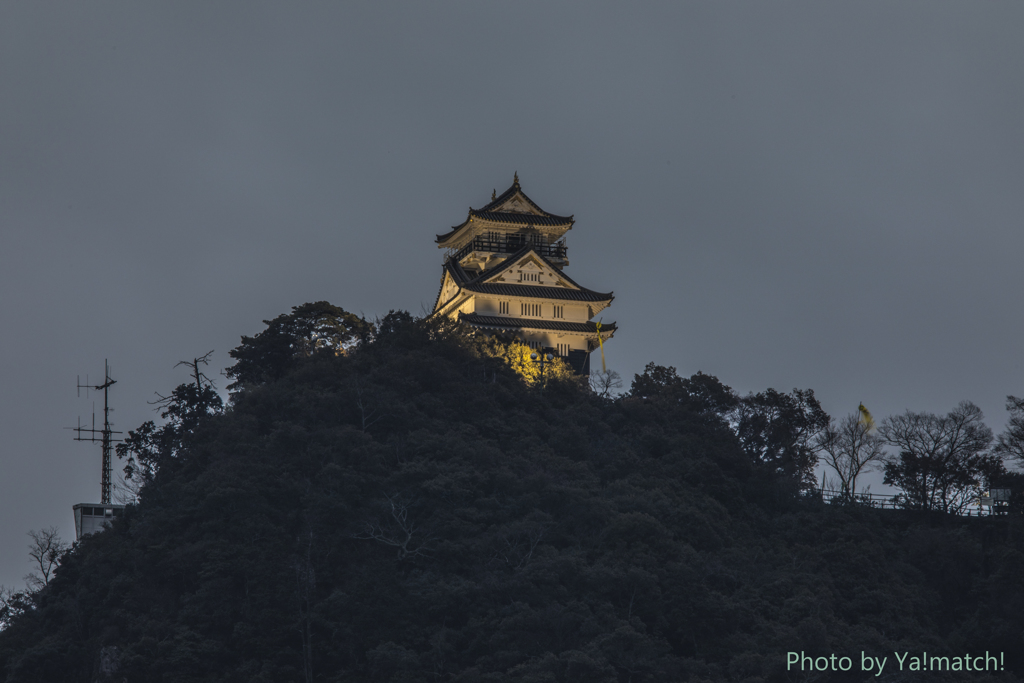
[994,395,1024,465]
[815,413,888,499]
[490,523,549,571]
[879,401,1003,513]
[590,369,623,398]
[353,494,432,560]
[354,381,384,433]
[25,527,69,591]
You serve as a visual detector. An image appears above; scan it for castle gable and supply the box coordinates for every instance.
[484,252,576,288]
[490,192,544,216]
[432,267,467,315]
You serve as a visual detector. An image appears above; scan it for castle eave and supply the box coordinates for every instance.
[464,283,612,303]
[459,313,616,335]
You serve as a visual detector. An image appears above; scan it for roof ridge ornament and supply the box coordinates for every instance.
[492,189,496,201]
[513,171,519,186]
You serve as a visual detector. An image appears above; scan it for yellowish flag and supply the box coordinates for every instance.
[595,321,607,374]
[858,403,875,432]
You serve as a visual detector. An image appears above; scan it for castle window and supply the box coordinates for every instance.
[520,303,541,316]
[499,301,509,314]
[553,305,563,319]
[557,343,569,356]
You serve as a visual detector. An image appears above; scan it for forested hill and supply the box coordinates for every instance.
[2,307,1023,682]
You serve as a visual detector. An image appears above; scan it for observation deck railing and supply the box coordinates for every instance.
[451,236,567,264]
[810,487,1011,516]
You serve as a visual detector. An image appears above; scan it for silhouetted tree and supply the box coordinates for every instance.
[116,352,223,487]
[995,395,1024,466]
[628,364,738,417]
[590,369,623,398]
[880,401,1006,513]
[734,388,829,488]
[815,413,888,498]
[24,527,68,591]
[0,587,30,633]
[7,305,1024,681]
[227,301,369,389]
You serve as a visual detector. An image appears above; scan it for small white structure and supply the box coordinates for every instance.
[977,488,1012,515]
[72,503,124,540]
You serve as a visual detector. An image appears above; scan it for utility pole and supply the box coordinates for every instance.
[72,360,123,505]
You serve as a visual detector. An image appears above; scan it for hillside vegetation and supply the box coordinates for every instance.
[1,307,1022,682]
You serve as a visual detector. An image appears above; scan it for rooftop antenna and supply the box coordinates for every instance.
[71,360,123,505]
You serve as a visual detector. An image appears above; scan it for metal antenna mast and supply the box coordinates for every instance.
[73,360,123,505]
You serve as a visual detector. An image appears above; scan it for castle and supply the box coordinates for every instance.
[432,175,616,374]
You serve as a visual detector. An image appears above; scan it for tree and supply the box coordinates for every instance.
[880,401,1005,513]
[117,352,224,488]
[815,413,888,499]
[0,587,31,632]
[498,342,581,388]
[994,395,1024,466]
[590,369,623,398]
[24,527,69,591]
[352,494,433,561]
[11,305,1024,679]
[734,388,829,489]
[629,363,688,401]
[628,364,738,417]
[227,301,370,389]
[627,367,827,487]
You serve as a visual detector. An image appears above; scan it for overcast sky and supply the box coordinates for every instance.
[2,2,1023,589]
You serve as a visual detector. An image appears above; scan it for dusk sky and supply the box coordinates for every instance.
[2,2,1022,590]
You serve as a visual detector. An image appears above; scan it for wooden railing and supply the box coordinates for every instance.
[452,236,567,263]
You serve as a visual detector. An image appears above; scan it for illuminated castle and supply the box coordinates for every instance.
[432,175,616,374]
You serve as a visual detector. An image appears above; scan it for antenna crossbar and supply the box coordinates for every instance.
[69,360,123,505]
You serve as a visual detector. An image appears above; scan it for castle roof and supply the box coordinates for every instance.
[436,175,574,245]
[464,282,612,302]
[432,246,614,317]
[459,313,616,335]
[470,245,613,300]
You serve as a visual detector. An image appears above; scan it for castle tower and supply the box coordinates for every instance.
[432,175,616,374]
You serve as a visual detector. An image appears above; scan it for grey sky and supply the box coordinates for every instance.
[2,2,1023,589]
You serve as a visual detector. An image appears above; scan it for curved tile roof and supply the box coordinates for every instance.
[435,178,574,244]
[476,177,572,219]
[459,313,616,334]
[470,210,573,226]
[464,283,612,302]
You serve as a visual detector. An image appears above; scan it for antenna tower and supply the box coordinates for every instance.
[72,360,123,505]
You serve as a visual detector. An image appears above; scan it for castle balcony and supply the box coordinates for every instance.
[451,235,567,265]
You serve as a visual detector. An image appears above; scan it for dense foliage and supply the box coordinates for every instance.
[2,310,1023,682]
[226,301,370,390]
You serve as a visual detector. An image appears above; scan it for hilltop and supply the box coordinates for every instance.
[1,306,1022,682]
